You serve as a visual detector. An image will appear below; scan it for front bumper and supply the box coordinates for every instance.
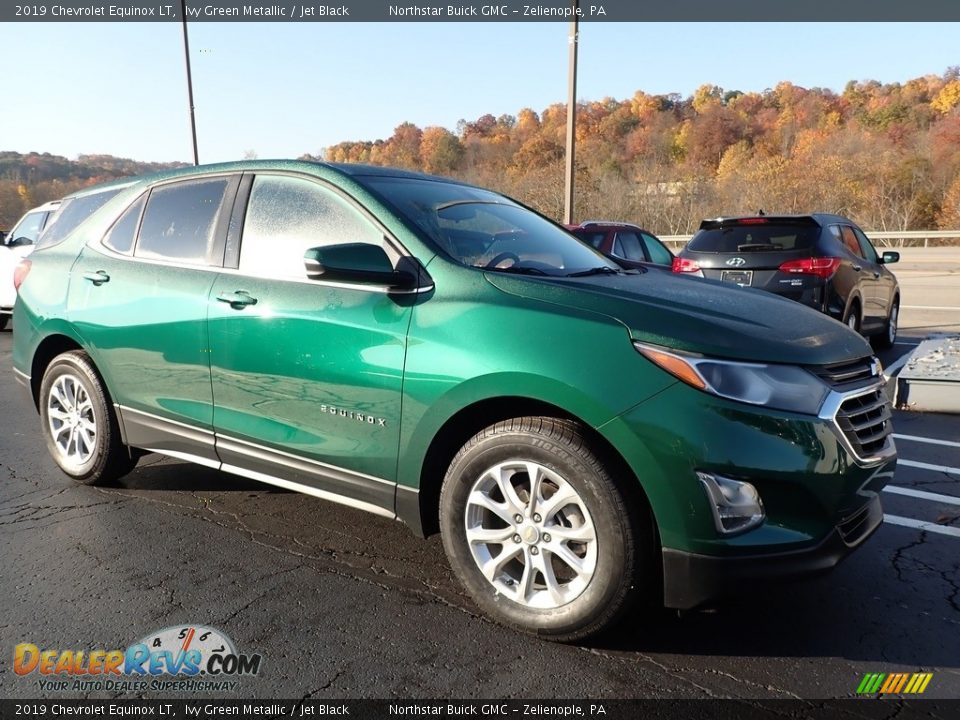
[662,494,884,609]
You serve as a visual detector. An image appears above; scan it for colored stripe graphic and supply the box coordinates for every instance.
[859,672,933,694]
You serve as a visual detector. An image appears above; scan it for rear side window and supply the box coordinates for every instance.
[238,175,383,280]
[687,223,819,253]
[135,179,230,265]
[571,231,606,249]
[37,188,125,250]
[613,232,646,261]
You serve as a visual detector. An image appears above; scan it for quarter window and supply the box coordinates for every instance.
[103,195,146,255]
[239,175,383,279]
[135,179,230,265]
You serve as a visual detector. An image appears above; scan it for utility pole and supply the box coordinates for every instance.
[563,1,579,224]
[181,0,200,165]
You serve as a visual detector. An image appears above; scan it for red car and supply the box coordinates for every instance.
[565,221,675,270]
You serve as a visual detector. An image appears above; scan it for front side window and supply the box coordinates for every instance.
[840,226,864,258]
[642,233,673,265]
[239,175,384,279]
[852,227,879,263]
[135,179,230,265]
[364,177,618,276]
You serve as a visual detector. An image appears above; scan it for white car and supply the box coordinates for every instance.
[1,200,60,330]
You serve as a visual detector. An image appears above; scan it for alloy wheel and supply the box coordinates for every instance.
[46,373,98,471]
[464,460,598,609]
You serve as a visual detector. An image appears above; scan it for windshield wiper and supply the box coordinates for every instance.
[566,266,623,277]
[487,265,550,276]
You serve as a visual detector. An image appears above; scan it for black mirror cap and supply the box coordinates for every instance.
[304,243,418,290]
[881,251,900,264]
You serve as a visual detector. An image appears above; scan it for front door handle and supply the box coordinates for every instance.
[216,290,258,309]
[852,264,862,272]
[83,270,110,285]
[873,271,881,278]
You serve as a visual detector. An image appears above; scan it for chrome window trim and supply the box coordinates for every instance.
[817,381,896,467]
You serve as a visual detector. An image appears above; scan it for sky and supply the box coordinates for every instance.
[3,21,959,164]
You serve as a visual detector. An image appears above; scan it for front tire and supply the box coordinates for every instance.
[0,315,8,331]
[39,350,137,485]
[439,417,646,642]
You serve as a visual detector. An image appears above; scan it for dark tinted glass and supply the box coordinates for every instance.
[687,223,819,253]
[103,195,146,255]
[853,227,879,263]
[614,232,646,261]
[841,226,864,258]
[642,233,673,265]
[37,188,125,249]
[570,230,606,249]
[136,179,229,265]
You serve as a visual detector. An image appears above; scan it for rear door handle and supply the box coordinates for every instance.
[216,290,258,309]
[852,264,862,272]
[83,270,110,285]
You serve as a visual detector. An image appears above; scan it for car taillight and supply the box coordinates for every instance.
[672,257,702,274]
[778,257,841,279]
[13,259,31,292]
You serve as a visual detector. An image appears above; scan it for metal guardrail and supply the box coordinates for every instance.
[659,230,960,250]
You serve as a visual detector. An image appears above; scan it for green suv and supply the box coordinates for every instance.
[12,161,896,640]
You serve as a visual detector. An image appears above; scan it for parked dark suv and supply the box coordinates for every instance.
[674,215,901,349]
[566,221,674,269]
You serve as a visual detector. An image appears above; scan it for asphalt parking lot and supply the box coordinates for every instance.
[1,263,958,699]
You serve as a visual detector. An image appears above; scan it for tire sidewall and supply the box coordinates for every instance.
[39,353,113,483]
[440,427,631,637]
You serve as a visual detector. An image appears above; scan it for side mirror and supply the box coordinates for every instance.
[303,243,417,289]
[8,236,34,248]
[881,251,900,264]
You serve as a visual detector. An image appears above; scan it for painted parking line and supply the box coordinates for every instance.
[883,353,913,376]
[893,433,960,449]
[901,305,960,311]
[883,514,960,539]
[883,485,960,506]
[897,459,960,476]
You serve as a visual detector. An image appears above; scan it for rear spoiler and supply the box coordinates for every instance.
[699,216,820,230]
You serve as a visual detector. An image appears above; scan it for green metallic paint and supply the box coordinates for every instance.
[207,272,413,481]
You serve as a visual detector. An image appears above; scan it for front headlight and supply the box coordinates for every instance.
[634,342,829,415]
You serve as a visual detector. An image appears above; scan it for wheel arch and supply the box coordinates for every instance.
[407,396,658,553]
[29,333,85,410]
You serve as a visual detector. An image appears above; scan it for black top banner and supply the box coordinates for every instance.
[4,0,960,22]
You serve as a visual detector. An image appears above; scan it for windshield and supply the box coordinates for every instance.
[362,177,619,276]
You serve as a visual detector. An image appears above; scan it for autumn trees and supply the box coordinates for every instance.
[323,69,960,238]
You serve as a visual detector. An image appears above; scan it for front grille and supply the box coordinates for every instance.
[835,387,893,459]
[811,356,877,389]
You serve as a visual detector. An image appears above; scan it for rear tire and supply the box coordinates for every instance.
[39,350,137,485]
[843,300,861,335]
[871,298,899,351]
[0,316,8,331]
[439,417,647,642]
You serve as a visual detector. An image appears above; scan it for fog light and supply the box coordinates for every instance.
[696,472,765,535]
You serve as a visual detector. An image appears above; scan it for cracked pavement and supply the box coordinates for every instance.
[0,331,958,700]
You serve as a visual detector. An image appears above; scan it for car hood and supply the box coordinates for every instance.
[485,270,872,366]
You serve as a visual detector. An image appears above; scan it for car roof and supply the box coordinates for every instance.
[61,176,142,201]
[570,221,653,232]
